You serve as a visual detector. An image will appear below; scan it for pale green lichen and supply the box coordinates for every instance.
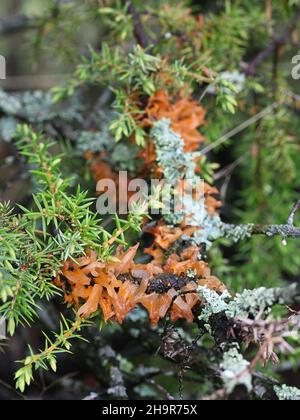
[220,345,252,394]
[226,287,280,319]
[198,284,288,328]
[150,120,257,248]
[192,214,223,248]
[151,119,222,247]
[173,193,206,226]
[0,89,85,143]
[198,285,231,326]
[76,112,115,154]
[0,90,57,122]
[274,384,300,400]
[221,223,253,242]
[151,118,198,184]
[207,71,246,95]
[0,117,17,142]
[0,89,22,114]
[77,130,111,154]
[111,143,141,172]
[77,111,141,173]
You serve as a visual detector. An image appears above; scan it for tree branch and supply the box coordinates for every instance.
[222,222,300,240]
[128,2,151,49]
[0,1,74,36]
[243,8,300,75]
[287,198,300,226]
[222,197,300,240]
[0,15,38,36]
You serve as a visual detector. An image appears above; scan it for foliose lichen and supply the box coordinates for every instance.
[76,112,116,154]
[111,143,141,172]
[151,119,223,248]
[226,287,279,319]
[220,345,252,394]
[221,223,253,242]
[274,384,300,401]
[151,118,197,184]
[198,283,288,333]
[77,130,111,154]
[198,285,231,326]
[150,120,257,249]
[0,117,17,142]
[192,214,224,248]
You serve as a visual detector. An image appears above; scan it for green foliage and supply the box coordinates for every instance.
[15,316,91,392]
[52,42,215,146]
[0,124,145,334]
[0,122,149,391]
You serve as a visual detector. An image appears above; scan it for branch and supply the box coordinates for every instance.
[222,197,300,240]
[222,222,300,240]
[128,2,151,49]
[0,1,75,36]
[287,198,300,226]
[243,8,300,75]
[0,15,38,36]
[83,88,113,130]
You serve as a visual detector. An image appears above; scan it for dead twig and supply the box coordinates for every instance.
[243,8,300,75]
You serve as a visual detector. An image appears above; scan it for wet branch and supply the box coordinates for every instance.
[222,197,300,240]
[223,222,300,239]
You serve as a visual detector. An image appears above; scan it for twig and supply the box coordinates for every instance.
[39,372,79,398]
[146,379,175,400]
[287,198,300,226]
[128,2,151,49]
[201,104,277,155]
[213,155,248,181]
[222,222,300,239]
[0,378,27,400]
[243,8,300,75]
[222,196,300,240]
[0,15,37,36]
[83,88,113,130]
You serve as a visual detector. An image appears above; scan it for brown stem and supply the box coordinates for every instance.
[0,15,37,36]
[128,2,151,49]
[244,8,300,75]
